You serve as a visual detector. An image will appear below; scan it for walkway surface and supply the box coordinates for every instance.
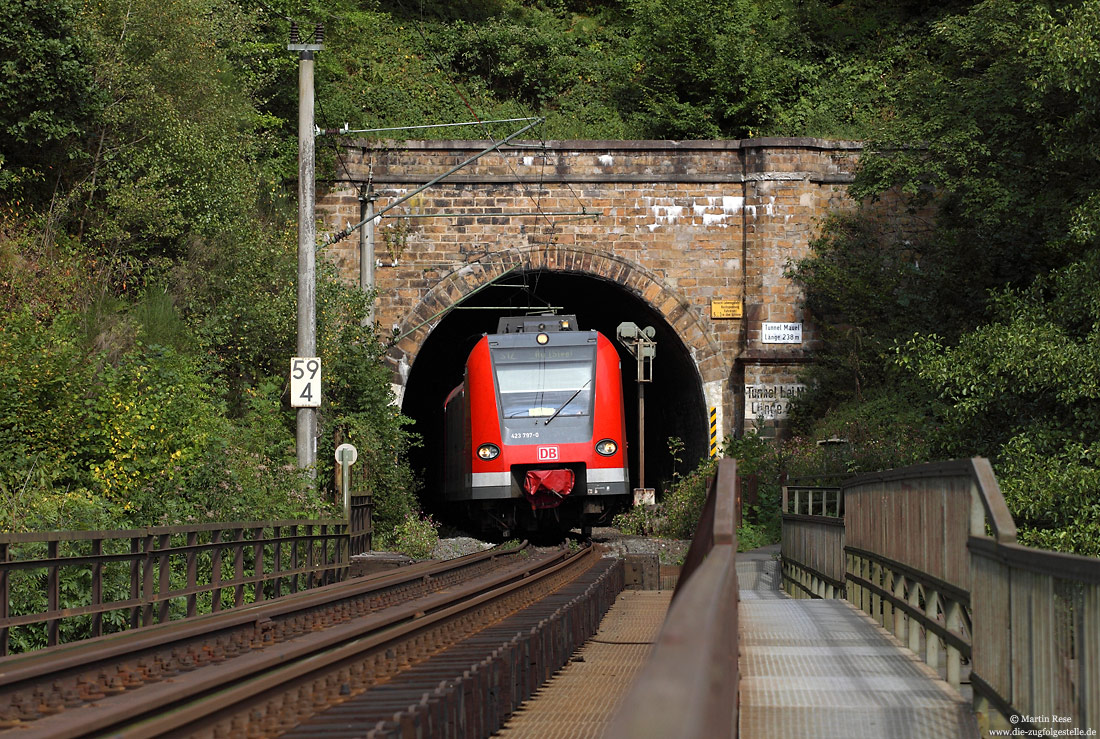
[737,546,979,738]
[494,587,673,738]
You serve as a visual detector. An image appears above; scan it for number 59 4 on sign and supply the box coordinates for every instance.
[290,357,321,408]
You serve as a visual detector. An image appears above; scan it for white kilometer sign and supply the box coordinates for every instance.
[290,357,322,408]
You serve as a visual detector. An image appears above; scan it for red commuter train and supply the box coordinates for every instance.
[443,315,630,537]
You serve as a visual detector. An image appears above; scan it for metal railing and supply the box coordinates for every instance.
[350,493,373,555]
[0,520,348,656]
[605,458,740,738]
[781,484,845,598]
[781,457,1100,735]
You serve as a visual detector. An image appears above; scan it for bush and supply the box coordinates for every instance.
[658,458,719,540]
[315,265,421,534]
[612,437,718,540]
[613,434,784,547]
[611,504,659,536]
[725,433,783,548]
[377,513,440,559]
[0,309,334,531]
[737,518,775,552]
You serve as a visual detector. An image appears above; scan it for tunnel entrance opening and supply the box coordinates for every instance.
[400,270,710,526]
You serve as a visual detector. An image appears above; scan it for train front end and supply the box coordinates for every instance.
[443,315,630,536]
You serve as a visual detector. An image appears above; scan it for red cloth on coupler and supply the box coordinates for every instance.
[523,469,575,510]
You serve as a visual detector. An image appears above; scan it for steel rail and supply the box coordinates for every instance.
[0,542,535,735]
[3,544,591,738]
[0,541,527,689]
[116,544,598,738]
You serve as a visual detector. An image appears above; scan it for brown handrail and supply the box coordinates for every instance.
[605,457,740,738]
[789,457,1098,734]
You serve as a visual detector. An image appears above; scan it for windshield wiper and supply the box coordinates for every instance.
[543,379,591,426]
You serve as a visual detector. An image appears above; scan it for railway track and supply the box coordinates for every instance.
[0,541,623,738]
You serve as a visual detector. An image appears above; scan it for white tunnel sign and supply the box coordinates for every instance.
[745,384,805,420]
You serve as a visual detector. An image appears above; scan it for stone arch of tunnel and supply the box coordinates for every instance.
[392,247,723,516]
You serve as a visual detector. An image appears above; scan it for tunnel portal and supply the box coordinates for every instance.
[401,269,709,519]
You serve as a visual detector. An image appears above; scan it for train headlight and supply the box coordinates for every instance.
[595,439,618,456]
[536,332,550,345]
[477,443,500,461]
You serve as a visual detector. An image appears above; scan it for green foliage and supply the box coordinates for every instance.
[0,309,107,530]
[315,265,421,535]
[614,436,714,538]
[887,256,1100,554]
[377,512,440,559]
[315,9,485,136]
[298,0,936,142]
[736,519,774,552]
[666,436,685,479]
[997,436,1100,556]
[0,0,102,194]
[178,229,298,399]
[612,499,659,536]
[659,457,718,540]
[791,391,935,475]
[0,308,334,533]
[432,8,637,137]
[64,0,266,285]
[625,0,794,138]
[790,1,1100,556]
[8,0,1100,568]
[854,1,1100,280]
[0,0,423,541]
[725,434,782,550]
[614,434,788,547]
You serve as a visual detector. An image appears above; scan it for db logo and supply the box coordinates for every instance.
[537,446,560,462]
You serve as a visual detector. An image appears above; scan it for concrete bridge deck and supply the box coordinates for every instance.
[737,546,978,738]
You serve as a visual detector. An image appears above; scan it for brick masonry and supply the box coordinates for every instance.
[317,138,863,439]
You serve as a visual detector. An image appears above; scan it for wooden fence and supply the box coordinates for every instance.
[844,462,979,692]
[781,484,845,598]
[780,457,1100,735]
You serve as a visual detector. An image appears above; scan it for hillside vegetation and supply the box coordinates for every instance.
[2,0,1099,554]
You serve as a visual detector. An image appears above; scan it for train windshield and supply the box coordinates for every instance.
[492,348,595,419]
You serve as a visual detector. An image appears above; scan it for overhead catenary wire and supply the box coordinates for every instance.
[314,0,599,294]
[392,0,589,230]
[318,118,540,136]
[317,94,369,202]
[317,113,598,243]
[430,2,591,230]
[385,211,594,219]
[323,117,547,247]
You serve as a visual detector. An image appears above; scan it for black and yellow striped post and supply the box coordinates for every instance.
[709,407,718,457]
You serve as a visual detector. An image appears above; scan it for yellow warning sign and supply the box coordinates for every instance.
[711,299,743,319]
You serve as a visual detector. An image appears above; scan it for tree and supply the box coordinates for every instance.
[0,0,101,196]
[793,0,1100,555]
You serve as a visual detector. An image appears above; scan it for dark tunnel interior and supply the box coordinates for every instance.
[400,270,710,520]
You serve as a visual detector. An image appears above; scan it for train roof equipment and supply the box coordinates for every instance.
[496,314,578,334]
